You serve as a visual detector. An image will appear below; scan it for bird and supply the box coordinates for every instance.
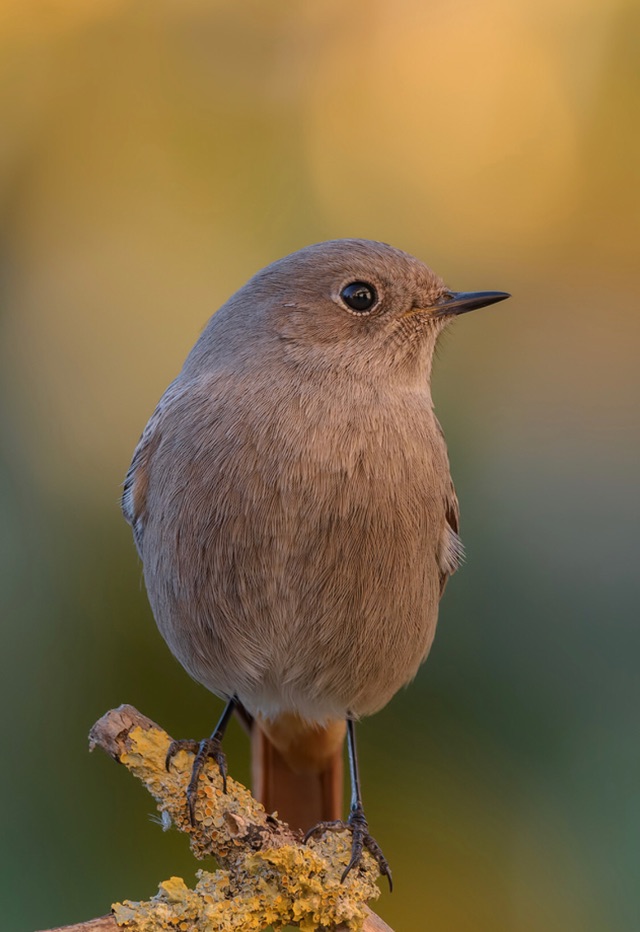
[122,238,509,889]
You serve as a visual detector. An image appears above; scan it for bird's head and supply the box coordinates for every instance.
[197,239,509,386]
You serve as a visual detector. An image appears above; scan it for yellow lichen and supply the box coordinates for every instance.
[114,844,379,932]
[104,712,382,931]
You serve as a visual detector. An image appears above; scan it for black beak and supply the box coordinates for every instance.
[433,290,510,317]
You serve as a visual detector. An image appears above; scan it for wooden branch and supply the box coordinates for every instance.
[43,912,395,932]
[36,705,393,932]
[44,919,116,932]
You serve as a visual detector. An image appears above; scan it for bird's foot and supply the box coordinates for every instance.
[304,804,393,891]
[165,736,228,824]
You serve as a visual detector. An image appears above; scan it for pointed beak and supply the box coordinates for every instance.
[432,290,511,317]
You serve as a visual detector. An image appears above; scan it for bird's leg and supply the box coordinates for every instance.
[304,719,393,891]
[165,697,236,824]
[342,719,393,889]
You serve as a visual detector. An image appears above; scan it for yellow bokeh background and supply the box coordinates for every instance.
[1,2,638,930]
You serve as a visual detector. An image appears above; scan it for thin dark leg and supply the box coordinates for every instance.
[304,719,392,891]
[165,697,237,824]
[343,720,393,890]
[346,719,361,813]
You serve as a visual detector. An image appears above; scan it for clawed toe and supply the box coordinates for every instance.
[165,738,200,772]
[304,807,392,891]
[303,819,344,842]
[165,736,228,824]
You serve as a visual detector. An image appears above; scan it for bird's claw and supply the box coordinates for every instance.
[165,736,228,825]
[304,806,392,891]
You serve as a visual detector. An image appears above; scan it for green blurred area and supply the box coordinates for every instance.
[1,2,639,930]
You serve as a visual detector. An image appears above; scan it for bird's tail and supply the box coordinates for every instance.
[251,713,346,831]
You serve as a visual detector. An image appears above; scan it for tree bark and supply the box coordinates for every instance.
[36,705,394,932]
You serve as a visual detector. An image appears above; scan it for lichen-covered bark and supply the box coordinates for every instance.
[82,705,390,932]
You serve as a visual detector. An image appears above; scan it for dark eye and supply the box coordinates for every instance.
[340,281,377,313]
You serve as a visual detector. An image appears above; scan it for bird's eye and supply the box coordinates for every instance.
[340,281,377,313]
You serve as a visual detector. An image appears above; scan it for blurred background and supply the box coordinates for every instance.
[1,1,638,930]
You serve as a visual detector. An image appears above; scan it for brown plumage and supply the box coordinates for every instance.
[122,239,508,870]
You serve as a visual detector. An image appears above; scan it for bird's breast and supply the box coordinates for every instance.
[142,371,451,720]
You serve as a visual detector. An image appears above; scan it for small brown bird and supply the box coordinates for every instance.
[122,239,508,887]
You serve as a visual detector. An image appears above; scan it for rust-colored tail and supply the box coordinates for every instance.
[251,713,346,831]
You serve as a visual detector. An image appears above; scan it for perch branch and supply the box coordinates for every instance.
[36,705,393,932]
